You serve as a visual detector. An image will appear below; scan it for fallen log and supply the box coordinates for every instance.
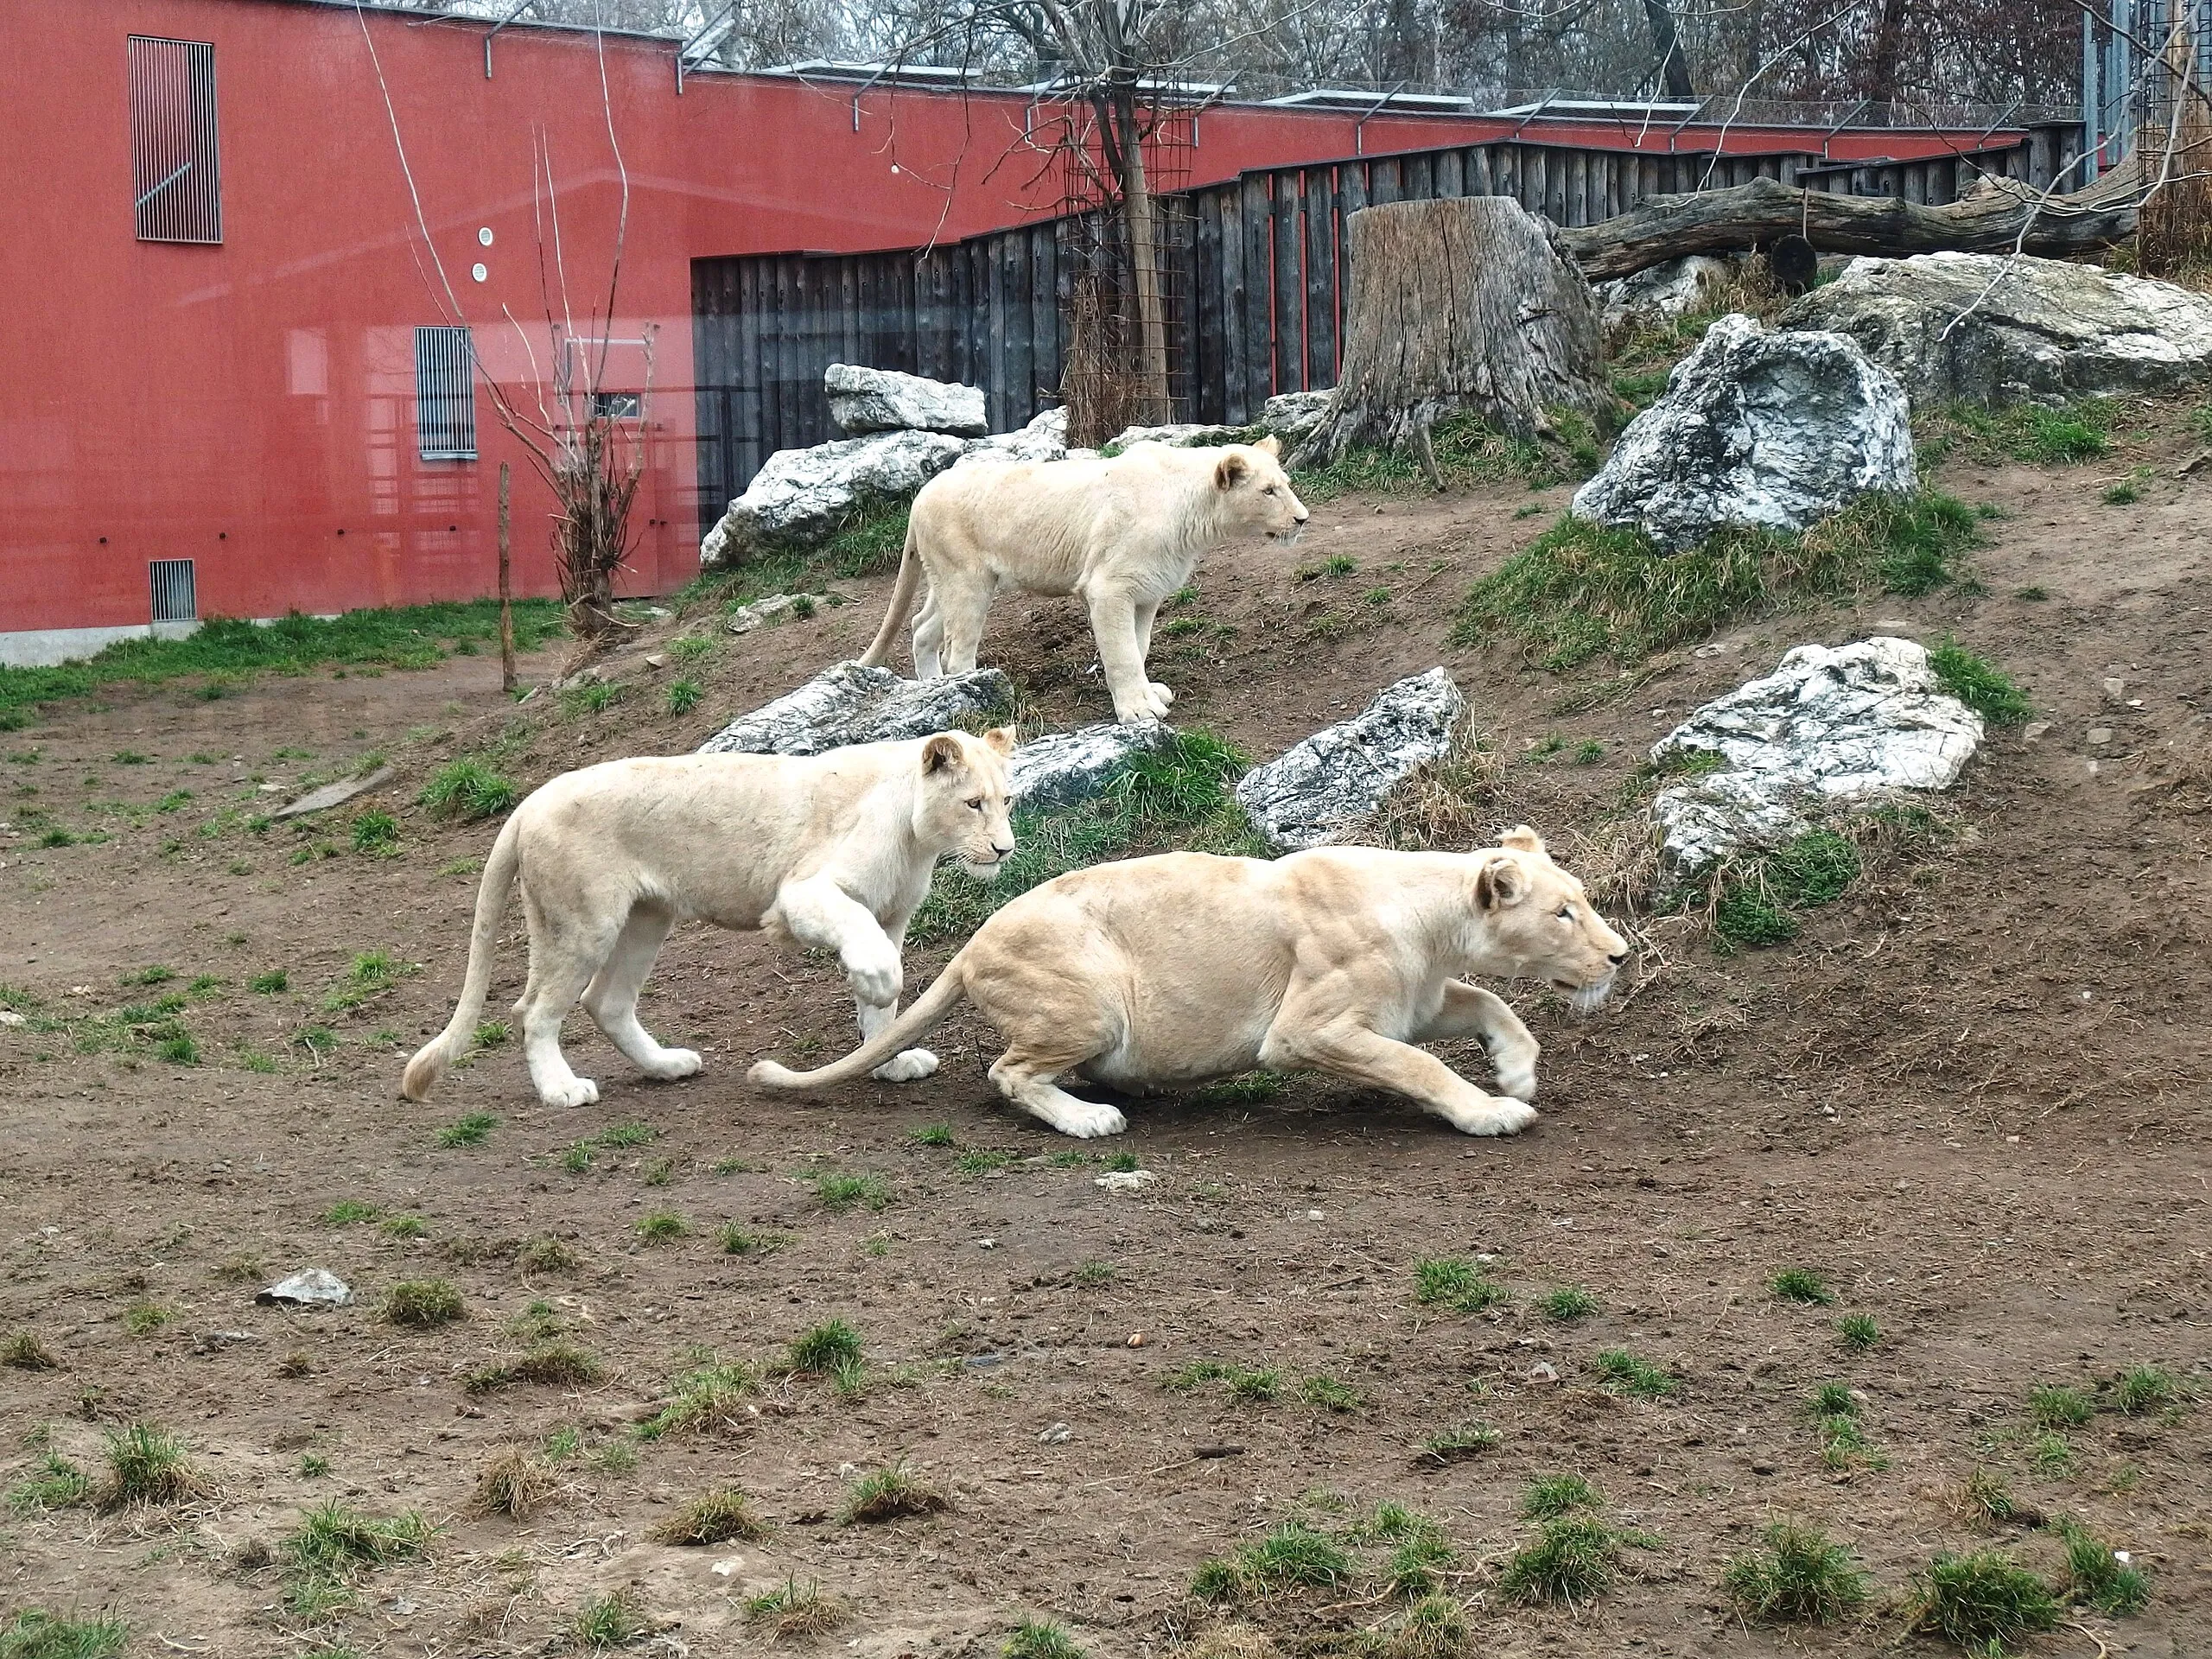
[1558,169,2143,282]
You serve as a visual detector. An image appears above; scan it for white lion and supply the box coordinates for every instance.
[860,437,1310,724]
[402,728,1017,1109]
[751,828,1627,1137]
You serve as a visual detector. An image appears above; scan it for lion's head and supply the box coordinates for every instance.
[1214,435,1310,543]
[1472,826,1628,1011]
[913,727,1018,878]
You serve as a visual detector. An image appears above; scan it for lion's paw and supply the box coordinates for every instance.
[872,1047,939,1083]
[1450,1095,1537,1136]
[541,1077,601,1109]
[1147,681,1176,709]
[1494,1064,1538,1103]
[844,957,902,1008]
[1056,1100,1128,1138]
[643,1047,703,1081]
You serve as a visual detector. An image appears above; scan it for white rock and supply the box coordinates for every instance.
[1783,251,2212,407]
[1095,1170,1157,1192]
[826,363,988,437]
[697,661,1013,757]
[1106,421,1256,451]
[725,593,812,635]
[957,407,1070,467]
[1007,720,1175,812]
[1262,389,1332,442]
[699,429,968,566]
[0,1009,27,1028]
[256,1268,353,1308]
[1649,637,1982,873]
[1236,669,1465,852]
[1599,254,1733,337]
[1573,315,1916,553]
[1038,1421,1073,1444]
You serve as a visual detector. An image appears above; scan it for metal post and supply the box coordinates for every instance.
[499,462,516,696]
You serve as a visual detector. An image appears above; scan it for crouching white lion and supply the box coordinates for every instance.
[750,828,1627,1137]
[860,436,1309,724]
[402,728,1017,1109]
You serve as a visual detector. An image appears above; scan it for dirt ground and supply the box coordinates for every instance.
[3,404,2209,1659]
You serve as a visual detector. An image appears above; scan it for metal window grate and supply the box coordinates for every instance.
[415,326,479,460]
[129,36,222,245]
[149,559,198,624]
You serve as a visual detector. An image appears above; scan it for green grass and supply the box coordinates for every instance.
[1289,408,1598,503]
[675,496,912,613]
[381,1212,427,1240]
[652,1486,765,1546]
[635,1211,690,1243]
[2055,1519,2149,1615]
[956,1148,1014,1175]
[1500,1515,1619,1606]
[1540,1285,1598,1321]
[572,1588,645,1649]
[516,1234,579,1273]
[787,1319,864,1375]
[1837,1313,1882,1351]
[101,1423,203,1507]
[2110,1364,2179,1415]
[1592,1350,1675,1399]
[350,810,399,854]
[842,1464,947,1523]
[121,1302,172,1336]
[1411,1255,1506,1313]
[1723,1522,1871,1624]
[3,1332,60,1371]
[632,1358,758,1439]
[2028,1384,2094,1429]
[907,1123,957,1147]
[1299,1375,1363,1412]
[1770,1268,1835,1306]
[435,1111,497,1148]
[0,1610,130,1659]
[321,1199,381,1225]
[8,1454,92,1514]
[249,969,289,993]
[1521,1474,1601,1519]
[419,758,520,820]
[810,1170,890,1212]
[910,729,1261,943]
[1929,637,2032,727]
[717,1224,792,1256]
[664,678,702,715]
[1001,1620,1085,1659]
[596,1121,658,1148]
[463,1341,606,1395]
[743,1577,845,1638]
[384,1279,464,1328]
[1190,1522,1353,1600]
[0,601,563,720]
[1964,1466,2024,1524]
[1453,489,1982,670]
[1934,398,2120,463]
[1416,1421,1499,1464]
[1907,1550,2060,1652]
[1169,1360,1281,1402]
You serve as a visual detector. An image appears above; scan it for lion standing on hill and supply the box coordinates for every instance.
[861,437,1309,723]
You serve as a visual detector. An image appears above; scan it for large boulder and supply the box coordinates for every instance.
[956,407,1070,468]
[1236,669,1465,852]
[1782,251,2212,408]
[699,429,967,568]
[826,364,988,437]
[1007,720,1175,812]
[1649,637,1981,874]
[1572,315,1916,553]
[698,662,1012,756]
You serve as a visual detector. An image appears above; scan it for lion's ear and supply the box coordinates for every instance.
[983,724,1018,755]
[1475,853,1528,911]
[1255,434,1281,457]
[1214,452,1249,490]
[921,734,963,775]
[1500,824,1548,857]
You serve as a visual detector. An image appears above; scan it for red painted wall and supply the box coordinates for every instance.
[0,0,2032,639]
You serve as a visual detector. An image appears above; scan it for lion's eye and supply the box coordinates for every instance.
[967,798,985,810]
[1262,484,1277,494]
[1557,905,1574,921]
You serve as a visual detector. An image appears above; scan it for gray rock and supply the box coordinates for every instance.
[1236,669,1465,852]
[272,766,394,820]
[725,593,815,635]
[1599,253,1734,339]
[1106,421,1258,451]
[957,407,1070,467]
[1782,251,2212,407]
[257,1268,353,1309]
[1007,720,1175,813]
[826,363,988,436]
[699,429,968,567]
[1262,390,1332,442]
[1572,314,1916,553]
[1650,636,1982,873]
[697,662,1014,757]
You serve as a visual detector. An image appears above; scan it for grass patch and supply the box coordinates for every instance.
[1837,1313,1881,1351]
[463,1341,606,1395]
[1411,1256,1506,1313]
[517,1235,579,1273]
[633,1358,758,1439]
[1906,1550,2059,1652]
[664,678,702,715]
[101,1423,205,1507]
[3,1332,60,1370]
[0,601,563,721]
[2110,1364,2179,1415]
[2028,1384,2094,1429]
[718,1224,792,1257]
[350,810,399,855]
[469,1446,557,1519]
[1191,1522,1352,1600]
[1933,398,2120,463]
[810,1170,890,1212]
[0,1611,130,1659]
[435,1111,497,1148]
[2055,1519,2149,1615]
[1453,489,1981,670]
[1723,1522,1871,1624]
[9,1455,92,1514]
[1170,1360,1281,1403]
[419,758,520,821]
[744,1578,845,1639]
[842,1463,947,1523]
[1415,1421,1499,1464]
[1592,1350,1675,1399]
[1770,1267,1834,1305]
[635,1211,690,1243]
[652,1486,764,1545]
[1521,1475,1601,1519]
[1539,1286,1598,1322]
[911,730,1260,943]
[572,1588,646,1649]
[1290,408,1597,502]
[1299,1375,1363,1412]
[384,1279,464,1328]
[121,1302,172,1337]
[787,1319,863,1375]
[1002,1621,1085,1659]
[250,969,289,994]
[1500,1515,1620,1607]
[908,1123,957,1147]
[1929,636,2031,727]
[596,1121,658,1148]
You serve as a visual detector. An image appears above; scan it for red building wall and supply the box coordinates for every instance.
[0,0,2028,652]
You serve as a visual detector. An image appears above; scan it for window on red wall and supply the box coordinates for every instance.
[128,36,222,245]
[415,327,480,461]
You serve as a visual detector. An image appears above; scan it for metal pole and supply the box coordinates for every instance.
[499,462,517,696]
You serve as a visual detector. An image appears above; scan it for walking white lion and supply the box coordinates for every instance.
[402,728,1016,1109]
[860,437,1309,723]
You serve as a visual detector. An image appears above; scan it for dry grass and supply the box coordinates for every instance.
[469,1446,559,1519]
[652,1486,765,1545]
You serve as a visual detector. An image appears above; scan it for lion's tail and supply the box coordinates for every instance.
[749,946,974,1090]
[401,812,524,1101]
[858,517,925,669]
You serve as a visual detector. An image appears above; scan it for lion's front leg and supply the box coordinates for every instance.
[1419,982,1540,1103]
[773,878,936,1083]
[1262,1011,1537,1137]
[1083,584,1172,724]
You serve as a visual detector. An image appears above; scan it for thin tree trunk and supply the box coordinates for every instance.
[1643,0,1695,99]
[1112,86,1173,423]
[1296,196,1612,467]
[498,461,516,695]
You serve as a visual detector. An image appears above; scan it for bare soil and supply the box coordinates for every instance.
[3,404,2208,1659]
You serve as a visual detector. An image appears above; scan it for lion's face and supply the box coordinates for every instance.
[914,727,1018,879]
[1473,826,1629,1011]
[1214,435,1310,543]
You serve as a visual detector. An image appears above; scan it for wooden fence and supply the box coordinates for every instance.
[691,127,2072,533]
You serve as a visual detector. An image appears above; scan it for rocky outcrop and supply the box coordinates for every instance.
[1782,251,2212,407]
[1006,721,1175,813]
[827,363,988,437]
[697,662,1013,756]
[1236,669,1465,852]
[1649,636,1982,872]
[699,430,967,568]
[1571,314,1916,553]
[1598,253,1732,340]
[957,407,1071,467]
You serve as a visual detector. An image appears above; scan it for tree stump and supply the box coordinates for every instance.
[1295,196,1612,472]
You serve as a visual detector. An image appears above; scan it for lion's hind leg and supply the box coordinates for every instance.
[968,961,1128,1138]
[988,1049,1128,1139]
[517,890,626,1109]
[911,589,944,679]
[582,901,702,1084]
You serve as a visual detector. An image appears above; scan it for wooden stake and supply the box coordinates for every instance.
[498,461,516,696]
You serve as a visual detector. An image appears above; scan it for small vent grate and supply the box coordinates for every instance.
[149,559,198,624]
[415,326,479,460]
[129,37,222,245]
